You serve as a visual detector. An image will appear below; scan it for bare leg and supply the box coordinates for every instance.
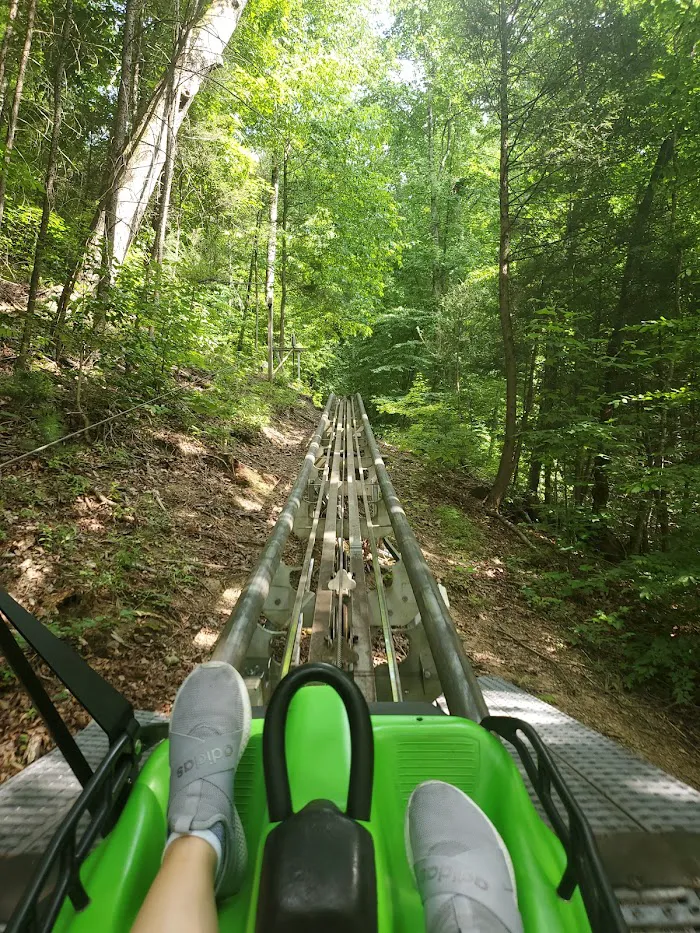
[131,835,218,933]
[130,663,251,931]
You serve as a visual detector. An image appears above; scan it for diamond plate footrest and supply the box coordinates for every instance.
[479,676,700,932]
[0,711,167,856]
[618,887,700,930]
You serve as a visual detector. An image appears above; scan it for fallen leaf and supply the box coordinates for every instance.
[24,734,43,764]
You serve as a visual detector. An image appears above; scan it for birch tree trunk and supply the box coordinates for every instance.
[0,0,20,116]
[108,0,249,271]
[279,142,290,354]
[17,0,72,370]
[485,0,517,510]
[265,159,279,382]
[0,0,37,233]
[101,0,140,281]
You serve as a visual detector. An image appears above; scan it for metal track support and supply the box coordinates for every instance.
[355,394,488,722]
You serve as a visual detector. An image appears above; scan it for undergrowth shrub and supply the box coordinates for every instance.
[180,370,301,444]
[434,505,484,554]
[0,371,66,446]
[523,551,700,706]
[373,375,493,471]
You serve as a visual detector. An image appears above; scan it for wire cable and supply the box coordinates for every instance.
[0,360,241,471]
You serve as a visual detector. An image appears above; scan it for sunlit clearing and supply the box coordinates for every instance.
[194,627,218,649]
[261,425,287,445]
[77,518,105,534]
[234,495,262,512]
[176,438,205,456]
[216,586,242,613]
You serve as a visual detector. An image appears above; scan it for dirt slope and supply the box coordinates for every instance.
[0,393,318,782]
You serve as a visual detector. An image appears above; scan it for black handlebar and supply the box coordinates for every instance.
[263,662,374,822]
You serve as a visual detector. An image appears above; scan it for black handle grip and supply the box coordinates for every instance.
[263,662,374,822]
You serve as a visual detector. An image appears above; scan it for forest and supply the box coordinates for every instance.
[0,0,698,714]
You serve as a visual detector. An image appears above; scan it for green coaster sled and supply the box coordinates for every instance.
[0,588,626,933]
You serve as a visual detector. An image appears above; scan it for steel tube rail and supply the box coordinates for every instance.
[355,394,489,722]
[213,395,335,667]
[351,397,401,701]
[280,402,339,676]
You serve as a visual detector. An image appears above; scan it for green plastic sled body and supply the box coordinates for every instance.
[54,685,591,932]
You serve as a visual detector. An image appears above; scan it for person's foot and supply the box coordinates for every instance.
[405,781,524,933]
[167,661,252,899]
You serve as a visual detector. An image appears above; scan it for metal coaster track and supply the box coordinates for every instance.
[213,394,487,718]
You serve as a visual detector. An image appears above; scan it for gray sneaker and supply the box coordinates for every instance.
[405,781,524,933]
[168,661,252,898]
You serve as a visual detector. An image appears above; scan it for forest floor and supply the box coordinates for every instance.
[1,382,699,790]
[0,372,317,781]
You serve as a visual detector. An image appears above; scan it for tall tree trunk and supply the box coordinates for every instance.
[0,0,20,117]
[608,135,675,365]
[16,0,72,370]
[527,346,557,501]
[654,368,672,551]
[265,158,279,382]
[254,249,259,351]
[629,495,652,556]
[487,385,502,463]
[0,0,37,233]
[101,0,139,284]
[655,158,681,551]
[527,456,542,500]
[440,117,456,288]
[513,340,537,488]
[591,134,675,513]
[237,207,262,352]
[279,142,290,355]
[485,0,517,511]
[107,0,249,271]
[543,463,552,505]
[426,88,441,301]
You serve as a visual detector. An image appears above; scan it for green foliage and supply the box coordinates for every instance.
[0,370,66,446]
[0,370,55,406]
[524,555,699,706]
[46,615,107,640]
[179,370,301,445]
[37,523,80,554]
[374,376,496,472]
[0,203,76,280]
[434,505,484,554]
